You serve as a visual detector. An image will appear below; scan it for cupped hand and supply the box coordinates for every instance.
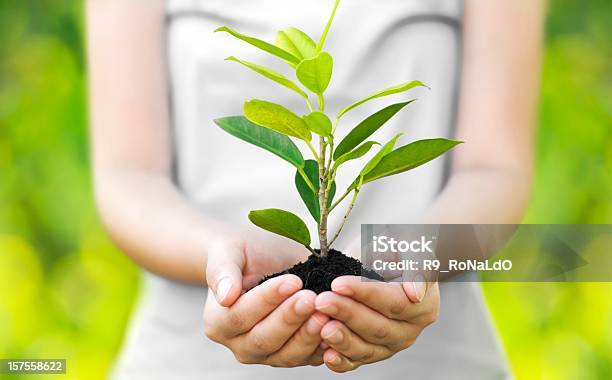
[315,277,440,372]
[205,232,309,304]
[203,234,328,367]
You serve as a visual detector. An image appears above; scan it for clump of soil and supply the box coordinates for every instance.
[259,249,383,294]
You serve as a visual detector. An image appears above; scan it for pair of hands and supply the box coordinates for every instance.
[203,235,439,372]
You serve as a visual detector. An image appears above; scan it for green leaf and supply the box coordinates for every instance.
[276,28,317,61]
[360,133,402,177]
[215,26,300,66]
[248,209,311,246]
[296,52,333,94]
[360,138,463,185]
[225,57,308,100]
[303,112,332,136]
[214,116,305,168]
[337,80,428,119]
[327,183,337,209]
[244,99,312,142]
[295,160,320,222]
[333,101,415,160]
[333,141,380,169]
[295,160,336,223]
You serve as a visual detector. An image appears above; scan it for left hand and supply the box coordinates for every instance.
[314,276,440,372]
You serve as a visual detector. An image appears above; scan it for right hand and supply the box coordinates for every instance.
[203,234,328,367]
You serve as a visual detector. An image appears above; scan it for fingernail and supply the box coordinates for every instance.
[312,312,328,326]
[279,281,300,296]
[325,329,343,344]
[295,298,314,316]
[333,285,353,297]
[306,317,323,335]
[412,275,426,303]
[329,354,341,366]
[316,303,338,315]
[216,277,232,303]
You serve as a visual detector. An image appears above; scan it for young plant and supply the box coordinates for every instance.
[213,0,461,259]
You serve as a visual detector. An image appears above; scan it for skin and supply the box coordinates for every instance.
[87,0,546,372]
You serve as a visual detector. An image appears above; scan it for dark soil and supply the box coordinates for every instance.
[259,249,384,294]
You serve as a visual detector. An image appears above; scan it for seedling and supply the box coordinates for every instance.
[214,0,461,262]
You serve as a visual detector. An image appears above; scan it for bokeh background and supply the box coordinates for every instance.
[0,1,610,379]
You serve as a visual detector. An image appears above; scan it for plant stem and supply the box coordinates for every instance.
[297,166,317,194]
[305,245,318,256]
[318,135,330,258]
[330,187,351,211]
[329,188,359,247]
[326,136,334,173]
[305,140,320,162]
[325,168,335,196]
[332,116,340,135]
[305,98,314,112]
[317,93,325,113]
[314,0,341,257]
[317,0,341,52]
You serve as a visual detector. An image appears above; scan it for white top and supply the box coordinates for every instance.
[112,1,511,378]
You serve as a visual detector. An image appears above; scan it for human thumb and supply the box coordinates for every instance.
[206,238,245,307]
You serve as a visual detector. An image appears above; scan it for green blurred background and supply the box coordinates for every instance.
[0,1,610,379]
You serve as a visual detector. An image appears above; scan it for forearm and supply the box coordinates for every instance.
[87,0,217,284]
[94,168,225,284]
[422,168,532,224]
[417,0,545,278]
[423,0,545,224]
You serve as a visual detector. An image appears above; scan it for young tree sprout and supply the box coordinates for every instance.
[214,0,462,259]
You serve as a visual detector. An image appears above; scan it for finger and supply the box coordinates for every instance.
[206,238,246,306]
[307,346,326,366]
[331,276,426,320]
[323,348,360,373]
[239,290,316,356]
[408,281,440,326]
[401,275,432,304]
[265,312,329,367]
[321,320,392,364]
[316,291,414,347]
[208,274,302,337]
